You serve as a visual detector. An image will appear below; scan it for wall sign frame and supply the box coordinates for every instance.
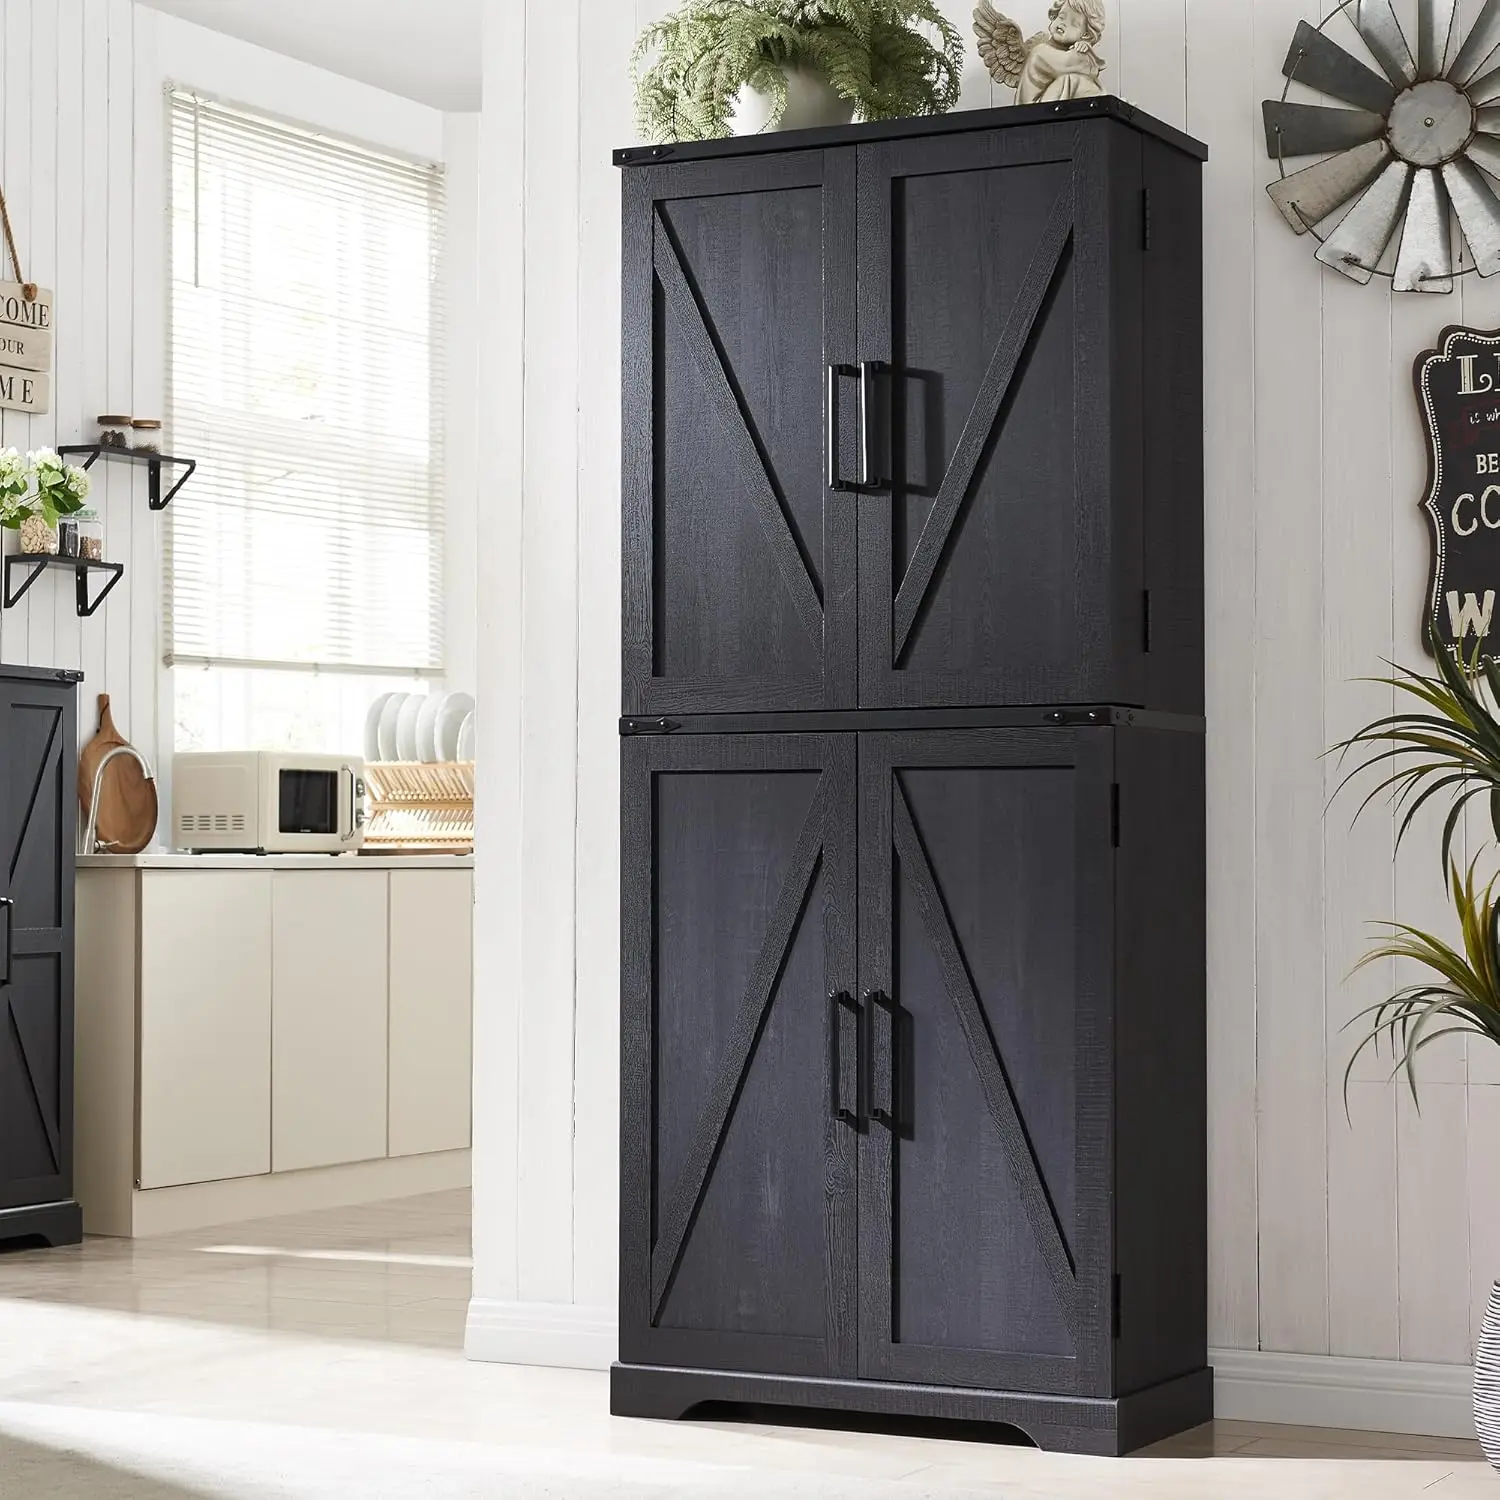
[1416,324,1500,662]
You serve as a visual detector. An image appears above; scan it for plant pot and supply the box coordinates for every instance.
[17,515,57,556]
[730,65,855,136]
[1478,1282,1500,1466]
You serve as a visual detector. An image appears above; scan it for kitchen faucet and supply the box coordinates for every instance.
[81,744,156,854]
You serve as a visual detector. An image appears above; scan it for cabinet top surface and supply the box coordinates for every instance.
[0,662,82,685]
[614,95,1208,169]
[78,852,475,871]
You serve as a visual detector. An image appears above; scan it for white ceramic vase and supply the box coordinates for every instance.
[729,65,855,136]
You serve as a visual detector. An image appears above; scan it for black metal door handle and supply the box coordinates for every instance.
[830,990,861,1127]
[865,989,897,1128]
[0,896,16,988]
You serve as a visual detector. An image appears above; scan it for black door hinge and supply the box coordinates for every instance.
[1110,784,1121,847]
[620,717,680,736]
[1141,188,1153,251]
[1112,1273,1122,1338]
[1142,589,1153,653]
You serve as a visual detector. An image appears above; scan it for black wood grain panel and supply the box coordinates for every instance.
[1113,729,1207,1393]
[1141,137,1206,716]
[891,184,1074,658]
[890,780,1079,1336]
[622,152,856,715]
[0,675,77,1228]
[857,729,1114,1398]
[652,210,823,649]
[858,125,1138,709]
[649,774,827,1316]
[610,1361,1214,1457]
[620,733,858,1379]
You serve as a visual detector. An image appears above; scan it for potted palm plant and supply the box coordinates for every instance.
[1336,629,1500,1465]
[632,0,964,142]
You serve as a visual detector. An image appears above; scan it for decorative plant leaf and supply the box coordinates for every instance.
[632,0,963,141]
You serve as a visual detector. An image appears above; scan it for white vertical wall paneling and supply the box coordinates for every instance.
[470,0,527,1309]
[53,0,86,678]
[516,0,583,1308]
[3,0,33,666]
[25,0,57,674]
[103,0,136,748]
[1186,0,1259,1354]
[1468,1086,1500,1352]
[442,112,480,698]
[1253,0,1329,1357]
[572,0,633,1313]
[1115,0,1187,130]
[1398,1084,1472,1362]
[1319,243,1399,1357]
[130,3,163,781]
[78,2,113,720]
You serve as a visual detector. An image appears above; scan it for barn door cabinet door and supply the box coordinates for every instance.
[619,732,858,1378]
[0,674,79,1237]
[856,123,1147,710]
[622,152,858,716]
[856,729,1116,1396]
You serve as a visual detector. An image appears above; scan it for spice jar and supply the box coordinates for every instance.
[75,507,103,562]
[57,519,78,557]
[96,415,132,449]
[130,419,163,453]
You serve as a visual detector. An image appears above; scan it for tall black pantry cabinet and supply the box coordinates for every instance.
[614,98,1209,1457]
[0,666,82,1249]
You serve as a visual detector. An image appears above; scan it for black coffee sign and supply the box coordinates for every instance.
[1415,326,1500,664]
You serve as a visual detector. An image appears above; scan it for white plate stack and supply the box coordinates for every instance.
[364,691,475,766]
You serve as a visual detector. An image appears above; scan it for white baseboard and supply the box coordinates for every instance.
[117,1150,471,1238]
[465,1298,617,1371]
[1211,1347,1475,1440]
[458,1320,1476,1439]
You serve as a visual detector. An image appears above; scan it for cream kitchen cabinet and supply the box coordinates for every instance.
[75,855,473,1236]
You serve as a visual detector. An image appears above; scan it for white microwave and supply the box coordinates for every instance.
[172,752,367,854]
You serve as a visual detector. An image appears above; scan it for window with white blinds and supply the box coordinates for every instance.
[165,92,445,699]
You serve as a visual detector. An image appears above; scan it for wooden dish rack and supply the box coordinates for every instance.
[363,762,474,852]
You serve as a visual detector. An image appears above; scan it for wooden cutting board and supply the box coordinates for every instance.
[78,694,157,854]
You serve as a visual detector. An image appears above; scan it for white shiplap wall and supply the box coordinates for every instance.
[470,0,1500,1393]
[0,0,164,761]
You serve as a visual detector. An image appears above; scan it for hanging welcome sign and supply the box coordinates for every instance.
[1415,325,1500,665]
[0,181,50,415]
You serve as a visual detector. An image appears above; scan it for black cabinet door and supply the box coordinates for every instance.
[622,150,857,715]
[856,729,1114,1396]
[620,732,858,1377]
[0,679,76,1211]
[856,123,1144,708]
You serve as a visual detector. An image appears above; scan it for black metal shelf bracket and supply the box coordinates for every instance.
[4,554,125,618]
[56,444,198,511]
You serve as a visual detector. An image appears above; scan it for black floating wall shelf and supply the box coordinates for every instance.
[57,444,197,511]
[5,555,125,617]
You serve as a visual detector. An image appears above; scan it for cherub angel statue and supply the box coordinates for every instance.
[973,0,1107,105]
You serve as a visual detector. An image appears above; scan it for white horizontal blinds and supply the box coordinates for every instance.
[165,92,445,676]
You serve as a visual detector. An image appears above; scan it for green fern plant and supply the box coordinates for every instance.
[632,0,964,143]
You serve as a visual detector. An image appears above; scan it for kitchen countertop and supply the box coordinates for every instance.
[78,852,474,871]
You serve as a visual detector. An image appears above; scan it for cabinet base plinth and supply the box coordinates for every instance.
[0,1199,82,1249]
[610,1362,1213,1457]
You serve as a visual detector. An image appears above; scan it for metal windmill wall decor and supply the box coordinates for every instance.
[1264,0,1500,292]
